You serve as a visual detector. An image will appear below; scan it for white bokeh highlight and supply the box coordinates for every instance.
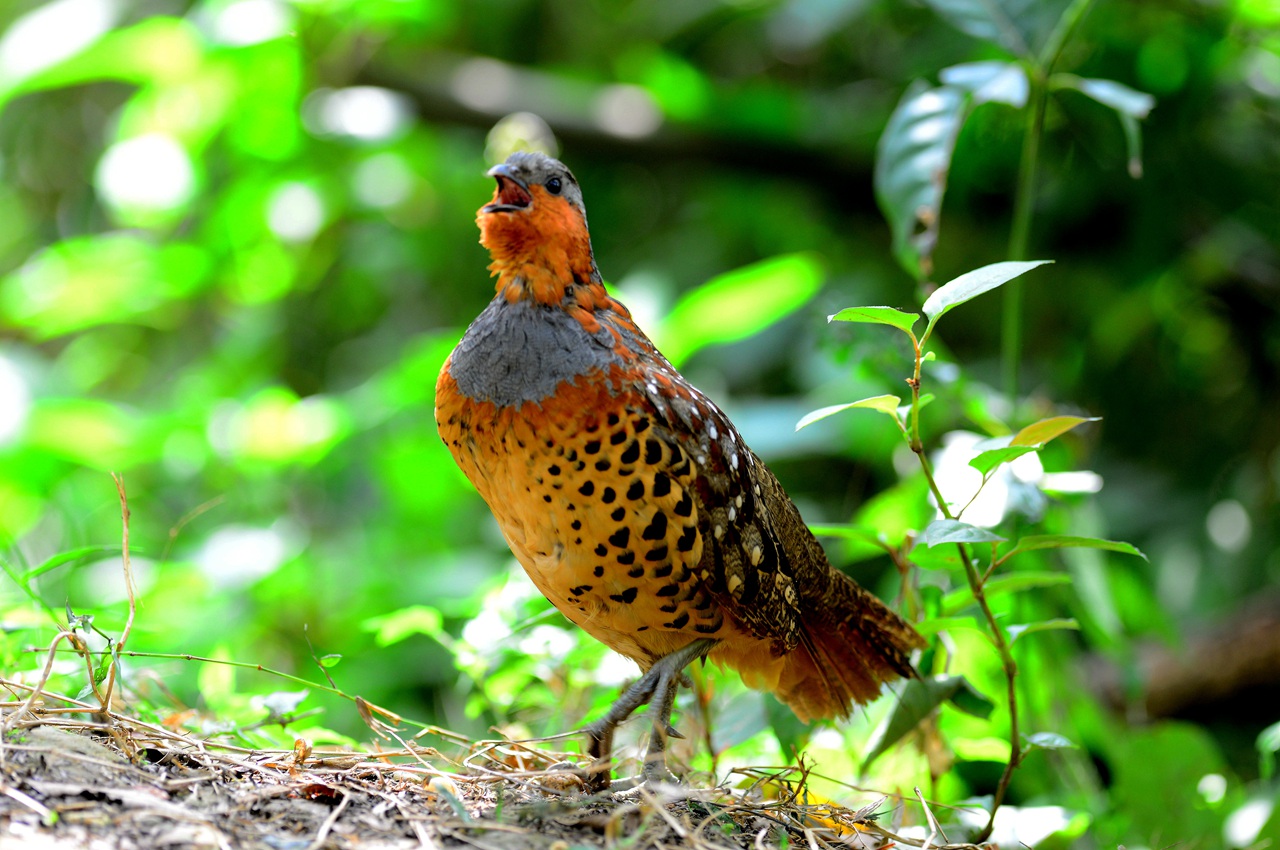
[96,134,196,213]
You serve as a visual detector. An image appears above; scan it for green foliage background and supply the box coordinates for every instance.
[1,0,1278,846]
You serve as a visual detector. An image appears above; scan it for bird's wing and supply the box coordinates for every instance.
[636,363,816,653]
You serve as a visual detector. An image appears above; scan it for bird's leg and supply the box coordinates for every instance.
[583,638,718,791]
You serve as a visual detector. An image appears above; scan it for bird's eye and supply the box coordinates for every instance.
[546,177,563,195]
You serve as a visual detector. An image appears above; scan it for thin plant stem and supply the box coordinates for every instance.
[908,341,1021,844]
[1002,0,1098,403]
[1002,71,1046,403]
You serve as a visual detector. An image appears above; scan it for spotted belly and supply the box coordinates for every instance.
[436,370,728,668]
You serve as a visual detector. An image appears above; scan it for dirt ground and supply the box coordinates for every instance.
[0,694,935,850]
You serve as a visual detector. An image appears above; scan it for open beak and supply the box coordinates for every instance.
[482,163,533,213]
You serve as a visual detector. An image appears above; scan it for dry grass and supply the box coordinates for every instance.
[1,677,993,850]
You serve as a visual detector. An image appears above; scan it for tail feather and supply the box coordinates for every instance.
[773,571,923,722]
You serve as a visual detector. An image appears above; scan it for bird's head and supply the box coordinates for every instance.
[477,151,601,305]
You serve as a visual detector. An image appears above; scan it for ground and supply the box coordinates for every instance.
[0,696,933,850]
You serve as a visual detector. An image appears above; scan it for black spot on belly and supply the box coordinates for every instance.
[602,487,616,503]
[645,545,669,562]
[609,587,639,604]
[579,481,595,496]
[642,512,668,540]
[652,473,671,498]
[627,481,644,500]
[656,583,679,597]
[620,441,640,464]
[664,612,690,629]
[609,528,630,548]
[644,439,663,464]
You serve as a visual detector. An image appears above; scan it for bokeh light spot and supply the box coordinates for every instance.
[0,354,32,444]
[267,182,325,242]
[210,0,292,46]
[303,87,412,142]
[1206,499,1251,552]
[0,0,118,81]
[485,112,558,164]
[96,134,196,214]
[353,153,414,209]
[195,522,302,589]
[450,58,515,111]
[593,84,662,138]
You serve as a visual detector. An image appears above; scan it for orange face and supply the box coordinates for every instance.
[477,176,596,304]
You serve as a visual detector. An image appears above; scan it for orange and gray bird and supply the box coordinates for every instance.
[435,151,923,789]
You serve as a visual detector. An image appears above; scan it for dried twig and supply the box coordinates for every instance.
[101,473,138,714]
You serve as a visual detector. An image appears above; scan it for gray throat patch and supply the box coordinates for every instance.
[448,296,624,408]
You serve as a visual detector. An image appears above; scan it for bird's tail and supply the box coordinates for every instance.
[772,571,923,723]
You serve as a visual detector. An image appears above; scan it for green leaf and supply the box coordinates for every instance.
[1002,535,1148,561]
[911,615,987,638]
[1007,618,1080,644]
[828,305,919,334]
[657,253,824,367]
[808,524,890,548]
[942,571,1072,615]
[968,445,1039,476]
[875,81,968,279]
[0,234,207,339]
[862,675,994,770]
[1011,415,1099,446]
[361,605,446,647]
[318,654,342,668]
[939,61,1029,107]
[22,546,124,582]
[796,395,901,431]
[920,0,1072,58]
[765,693,812,760]
[922,260,1053,338]
[923,519,1006,547]
[948,678,997,718]
[1024,731,1077,752]
[1052,74,1155,178]
[809,524,893,563]
[1259,720,1280,781]
[1055,75,1155,119]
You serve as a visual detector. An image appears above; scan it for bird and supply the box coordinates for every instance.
[435,150,924,790]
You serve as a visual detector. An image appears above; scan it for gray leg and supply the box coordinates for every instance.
[584,638,718,791]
